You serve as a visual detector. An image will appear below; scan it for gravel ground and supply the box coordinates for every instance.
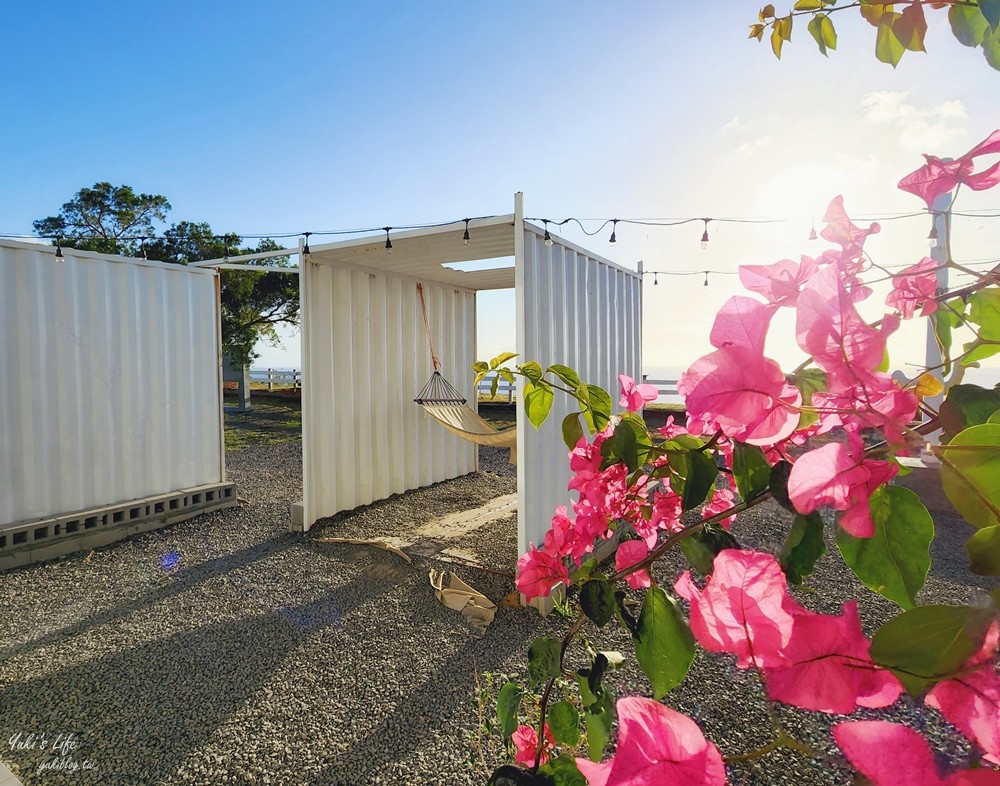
[0,433,994,785]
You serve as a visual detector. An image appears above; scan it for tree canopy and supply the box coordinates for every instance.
[34,183,298,368]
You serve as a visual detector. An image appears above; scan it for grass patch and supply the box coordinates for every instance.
[224,395,302,452]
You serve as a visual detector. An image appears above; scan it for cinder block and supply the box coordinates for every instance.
[290,502,305,531]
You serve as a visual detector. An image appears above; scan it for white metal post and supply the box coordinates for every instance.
[925,192,953,417]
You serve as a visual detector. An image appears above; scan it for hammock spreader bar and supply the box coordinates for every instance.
[415,371,468,405]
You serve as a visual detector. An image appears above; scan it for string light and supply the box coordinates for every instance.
[5,206,999,259]
[703,271,709,287]
[303,232,312,255]
[653,273,658,286]
[383,227,393,253]
[928,225,939,248]
[55,237,63,258]
[139,238,147,259]
[463,219,471,245]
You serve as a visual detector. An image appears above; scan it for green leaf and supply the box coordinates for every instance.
[769,460,796,512]
[546,364,581,389]
[732,442,771,502]
[491,374,500,398]
[860,2,893,27]
[561,413,584,450]
[876,12,905,66]
[519,361,544,384]
[473,361,489,374]
[780,513,826,584]
[836,486,933,609]
[586,385,613,431]
[967,525,1000,575]
[680,524,739,576]
[984,24,1000,70]
[760,4,776,21]
[893,1,927,51]
[497,681,523,740]
[580,579,617,628]
[771,20,786,58]
[990,410,1000,425]
[870,604,996,695]
[937,423,1000,530]
[807,12,837,55]
[633,587,696,699]
[939,384,1000,441]
[949,4,989,46]
[547,702,581,746]
[794,0,825,9]
[582,692,613,762]
[749,22,765,41]
[681,449,718,512]
[528,637,562,686]
[537,756,587,786]
[525,383,555,430]
[790,368,828,428]
[982,0,1000,31]
[961,338,1000,365]
[490,351,518,369]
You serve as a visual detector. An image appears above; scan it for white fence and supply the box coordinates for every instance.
[250,367,302,390]
[477,373,679,405]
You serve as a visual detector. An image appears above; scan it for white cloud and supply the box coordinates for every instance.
[721,115,741,133]
[860,91,968,152]
[735,135,773,156]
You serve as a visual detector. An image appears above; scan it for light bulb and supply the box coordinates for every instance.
[653,273,658,286]
[463,219,470,245]
[703,271,709,287]
[927,226,939,248]
[543,221,554,246]
[808,224,818,242]
[609,219,618,244]
[384,227,393,253]
[303,232,311,255]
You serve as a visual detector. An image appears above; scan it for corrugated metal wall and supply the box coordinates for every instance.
[301,261,477,528]
[0,240,224,526]
[516,226,642,555]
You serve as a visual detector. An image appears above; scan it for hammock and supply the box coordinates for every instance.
[414,286,517,463]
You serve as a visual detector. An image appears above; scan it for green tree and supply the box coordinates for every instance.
[145,223,299,369]
[749,1,1000,71]
[35,186,299,368]
[32,182,171,255]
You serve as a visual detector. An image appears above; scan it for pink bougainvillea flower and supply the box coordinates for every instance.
[575,697,726,786]
[516,545,570,601]
[618,374,659,412]
[702,487,736,529]
[810,371,920,448]
[886,257,940,319]
[708,295,778,353]
[925,622,1000,760]
[833,720,1000,786]
[679,345,801,446]
[796,265,894,389]
[739,256,820,307]
[512,724,554,767]
[898,129,1000,209]
[674,549,799,668]
[615,540,651,590]
[786,436,898,537]
[764,601,903,713]
[569,434,606,491]
[648,488,683,539]
[543,505,575,558]
[821,196,881,258]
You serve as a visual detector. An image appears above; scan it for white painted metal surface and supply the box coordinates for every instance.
[0,239,224,527]
[515,213,643,556]
[300,257,478,529]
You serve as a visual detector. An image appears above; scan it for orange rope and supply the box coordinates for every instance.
[416,283,442,371]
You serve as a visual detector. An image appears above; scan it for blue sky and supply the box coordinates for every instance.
[3,2,998,376]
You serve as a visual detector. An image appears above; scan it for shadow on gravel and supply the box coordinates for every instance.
[305,618,527,786]
[0,535,299,661]
[0,572,395,785]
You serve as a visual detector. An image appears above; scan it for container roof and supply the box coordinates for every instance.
[306,215,516,291]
